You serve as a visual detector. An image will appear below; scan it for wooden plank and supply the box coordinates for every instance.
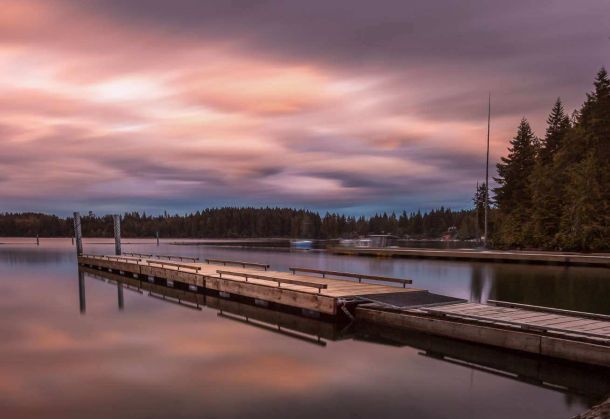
[574,322,610,332]
[484,312,563,322]
[489,300,610,321]
[521,316,579,326]
[448,307,517,316]
[324,287,417,297]
[591,328,610,336]
[433,303,484,312]
[530,317,599,328]
[204,275,336,314]
[423,308,610,341]
[543,319,603,329]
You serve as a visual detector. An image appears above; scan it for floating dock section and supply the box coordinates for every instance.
[329,247,610,267]
[79,254,422,316]
[78,253,610,367]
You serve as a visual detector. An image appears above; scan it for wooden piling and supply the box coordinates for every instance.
[73,212,83,256]
[113,214,121,256]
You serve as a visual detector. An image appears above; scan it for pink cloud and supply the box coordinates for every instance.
[1,0,602,213]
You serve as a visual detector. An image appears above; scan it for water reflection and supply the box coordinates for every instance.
[117,283,124,311]
[80,266,610,409]
[78,270,86,314]
[1,239,609,418]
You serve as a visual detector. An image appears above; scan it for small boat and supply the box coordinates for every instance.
[291,240,313,250]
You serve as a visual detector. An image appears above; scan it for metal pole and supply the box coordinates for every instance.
[73,212,83,256]
[484,93,491,248]
[156,231,159,246]
[113,214,121,255]
[36,234,39,246]
[475,181,480,243]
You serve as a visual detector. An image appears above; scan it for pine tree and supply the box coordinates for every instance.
[493,118,538,247]
[539,98,571,163]
[529,99,571,247]
[557,68,610,250]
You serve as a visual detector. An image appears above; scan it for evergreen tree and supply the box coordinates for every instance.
[539,98,571,163]
[493,118,538,247]
[529,99,571,246]
[557,68,610,250]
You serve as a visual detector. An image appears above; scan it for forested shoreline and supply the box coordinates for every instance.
[0,207,478,240]
[1,70,607,251]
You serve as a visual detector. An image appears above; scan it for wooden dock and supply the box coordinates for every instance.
[78,254,420,315]
[357,301,610,367]
[78,253,610,367]
[329,247,610,267]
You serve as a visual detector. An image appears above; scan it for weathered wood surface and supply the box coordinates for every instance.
[489,299,610,321]
[79,254,610,366]
[423,302,610,342]
[78,254,418,315]
[356,305,610,367]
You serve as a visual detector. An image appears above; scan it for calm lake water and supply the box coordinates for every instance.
[1,238,609,418]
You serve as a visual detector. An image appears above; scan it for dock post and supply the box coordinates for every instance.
[78,269,86,314]
[73,212,83,256]
[113,214,121,255]
[156,231,159,246]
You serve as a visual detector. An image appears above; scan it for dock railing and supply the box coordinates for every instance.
[83,254,142,263]
[216,270,327,293]
[288,267,412,287]
[123,252,153,258]
[206,258,270,271]
[123,252,199,262]
[145,260,202,272]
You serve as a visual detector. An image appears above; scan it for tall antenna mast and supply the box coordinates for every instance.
[475,180,480,243]
[484,93,491,247]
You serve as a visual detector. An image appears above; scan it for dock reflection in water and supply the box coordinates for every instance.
[1,239,608,419]
[79,266,610,409]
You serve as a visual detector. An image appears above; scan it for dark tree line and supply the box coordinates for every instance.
[0,207,478,240]
[492,68,609,251]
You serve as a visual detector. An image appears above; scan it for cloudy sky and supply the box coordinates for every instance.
[0,0,608,215]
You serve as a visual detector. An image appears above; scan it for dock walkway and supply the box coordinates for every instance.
[79,254,419,315]
[330,247,610,267]
[419,302,610,343]
[78,253,610,367]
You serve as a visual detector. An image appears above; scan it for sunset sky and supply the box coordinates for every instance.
[1,0,608,215]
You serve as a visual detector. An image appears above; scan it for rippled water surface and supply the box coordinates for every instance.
[1,238,609,419]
